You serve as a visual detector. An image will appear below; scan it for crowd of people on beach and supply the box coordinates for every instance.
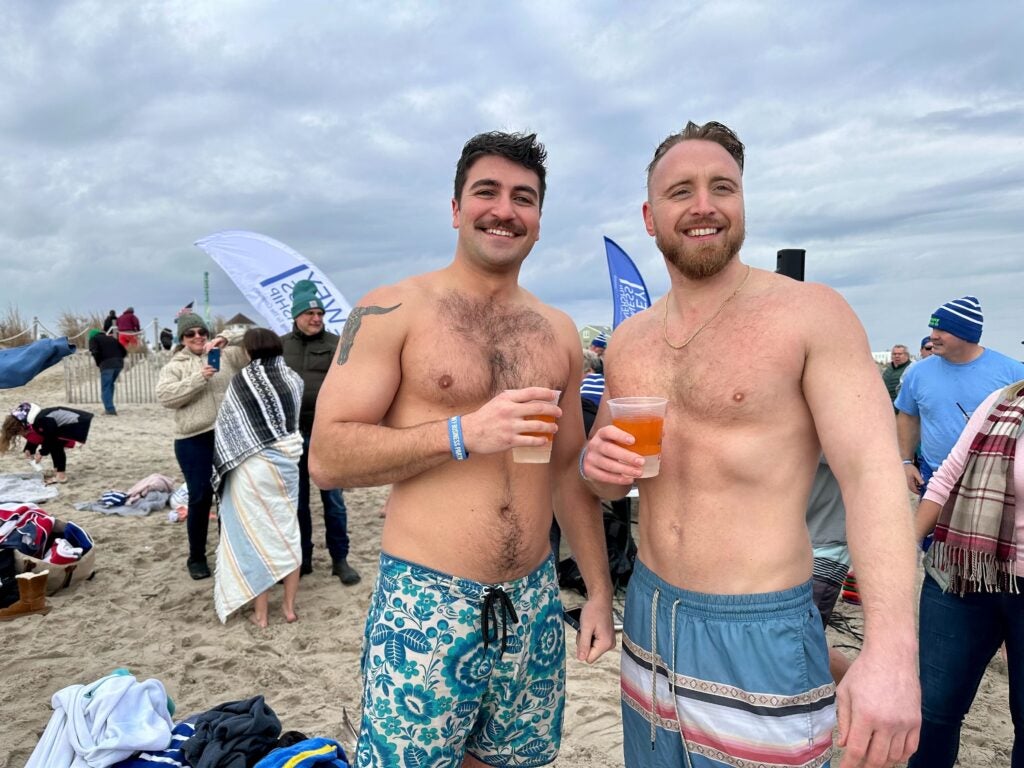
[4,121,1023,768]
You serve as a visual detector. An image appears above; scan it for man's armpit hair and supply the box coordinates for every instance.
[336,304,401,365]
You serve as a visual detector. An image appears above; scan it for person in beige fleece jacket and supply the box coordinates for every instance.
[156,311,246,580]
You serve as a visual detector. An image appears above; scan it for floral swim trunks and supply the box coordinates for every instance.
[356,552,566,768]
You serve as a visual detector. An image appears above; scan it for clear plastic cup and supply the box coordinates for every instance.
[512,390,561,464]
[607,396,668,478]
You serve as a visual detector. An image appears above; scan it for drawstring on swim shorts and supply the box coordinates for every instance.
[650,588,660,748]
[668,599,693,768]
[649,591,693,768]
[481,586,519,655]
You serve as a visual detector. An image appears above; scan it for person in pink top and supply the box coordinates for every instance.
[911,378,1024,767]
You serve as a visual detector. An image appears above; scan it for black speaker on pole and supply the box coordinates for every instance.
[776,249,805,282]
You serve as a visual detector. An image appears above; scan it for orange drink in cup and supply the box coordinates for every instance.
[513,390,561,464]
[607,397,668,477]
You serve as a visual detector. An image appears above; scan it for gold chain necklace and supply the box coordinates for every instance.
[663,264,752,350]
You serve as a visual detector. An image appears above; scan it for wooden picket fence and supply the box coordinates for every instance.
[63,350,172,405]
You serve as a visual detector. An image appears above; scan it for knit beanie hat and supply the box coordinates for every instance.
[920,336,932,350]
[87,329,102,342]
[176,311,208,338]
[10,402,32,425]
[291,280,324,319]
[929,295,983,343]
[591,332,608,348]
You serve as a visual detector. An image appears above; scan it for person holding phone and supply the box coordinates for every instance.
[156,309,246,580]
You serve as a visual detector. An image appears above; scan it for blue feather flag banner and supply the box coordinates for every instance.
[195,230,351,335]
[604,236,651,328]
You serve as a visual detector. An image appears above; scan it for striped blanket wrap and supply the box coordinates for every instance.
[213,356,303,490]
[212,357,304,622]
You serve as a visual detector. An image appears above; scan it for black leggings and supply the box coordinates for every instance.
[173,430,216,562]
[26,438,67,472]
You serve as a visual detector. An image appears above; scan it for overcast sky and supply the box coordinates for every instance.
[2,1,1022,357]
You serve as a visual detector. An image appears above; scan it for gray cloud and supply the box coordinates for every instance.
[1,0,1022,356]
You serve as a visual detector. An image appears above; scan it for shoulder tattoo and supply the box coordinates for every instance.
[336,303,401,365]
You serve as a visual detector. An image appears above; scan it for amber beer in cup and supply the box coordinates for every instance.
[513,390,561,464]
[607,397,668,478]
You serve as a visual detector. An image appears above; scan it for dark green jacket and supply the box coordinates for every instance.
[882,360,911,403]
[280,327,339,433]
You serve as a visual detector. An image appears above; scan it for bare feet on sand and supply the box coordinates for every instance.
[283,608,298,623]
[250,612,268,628]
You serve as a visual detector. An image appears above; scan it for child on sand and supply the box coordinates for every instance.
[1,403,93,484]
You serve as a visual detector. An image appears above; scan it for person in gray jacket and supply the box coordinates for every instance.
[280,280,359,585]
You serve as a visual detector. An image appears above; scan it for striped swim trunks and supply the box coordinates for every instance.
[621,559,836,767]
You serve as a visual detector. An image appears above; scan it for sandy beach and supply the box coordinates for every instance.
[0,362,1013,767]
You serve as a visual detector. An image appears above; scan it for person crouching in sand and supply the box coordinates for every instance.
[1,402,93,484]
[212,328,305,627]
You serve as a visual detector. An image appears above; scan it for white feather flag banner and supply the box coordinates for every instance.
[195,230,351,335]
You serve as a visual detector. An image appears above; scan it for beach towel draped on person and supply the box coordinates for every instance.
[25,672,174,768]
[212,357,302,489]
[212,357,303,622]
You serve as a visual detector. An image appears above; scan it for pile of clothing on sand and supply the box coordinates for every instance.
[75,473,180,516]
[26,670,350,767]
[0,503,95,612]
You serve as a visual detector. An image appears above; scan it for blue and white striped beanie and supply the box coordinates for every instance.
[591,332,608,348]
[928,295,983,343]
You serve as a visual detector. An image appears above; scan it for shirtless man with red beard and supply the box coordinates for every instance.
[311,131,614,768]
[581,122,920,768]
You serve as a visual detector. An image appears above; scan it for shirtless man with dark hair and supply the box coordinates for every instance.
[582,121,920,768]
[310,131,614,768]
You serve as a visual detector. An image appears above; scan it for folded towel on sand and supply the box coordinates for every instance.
[0,474,59,504]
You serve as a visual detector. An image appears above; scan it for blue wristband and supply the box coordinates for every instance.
[448,416,469,461]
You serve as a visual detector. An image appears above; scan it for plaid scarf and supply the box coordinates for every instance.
[932,381,1024,595]
[213,356,303,490]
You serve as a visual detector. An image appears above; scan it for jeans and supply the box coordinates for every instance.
[99,366,122,414]
[297,432,349,565]
[174,430,216,563]
[909,573,1024,767]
